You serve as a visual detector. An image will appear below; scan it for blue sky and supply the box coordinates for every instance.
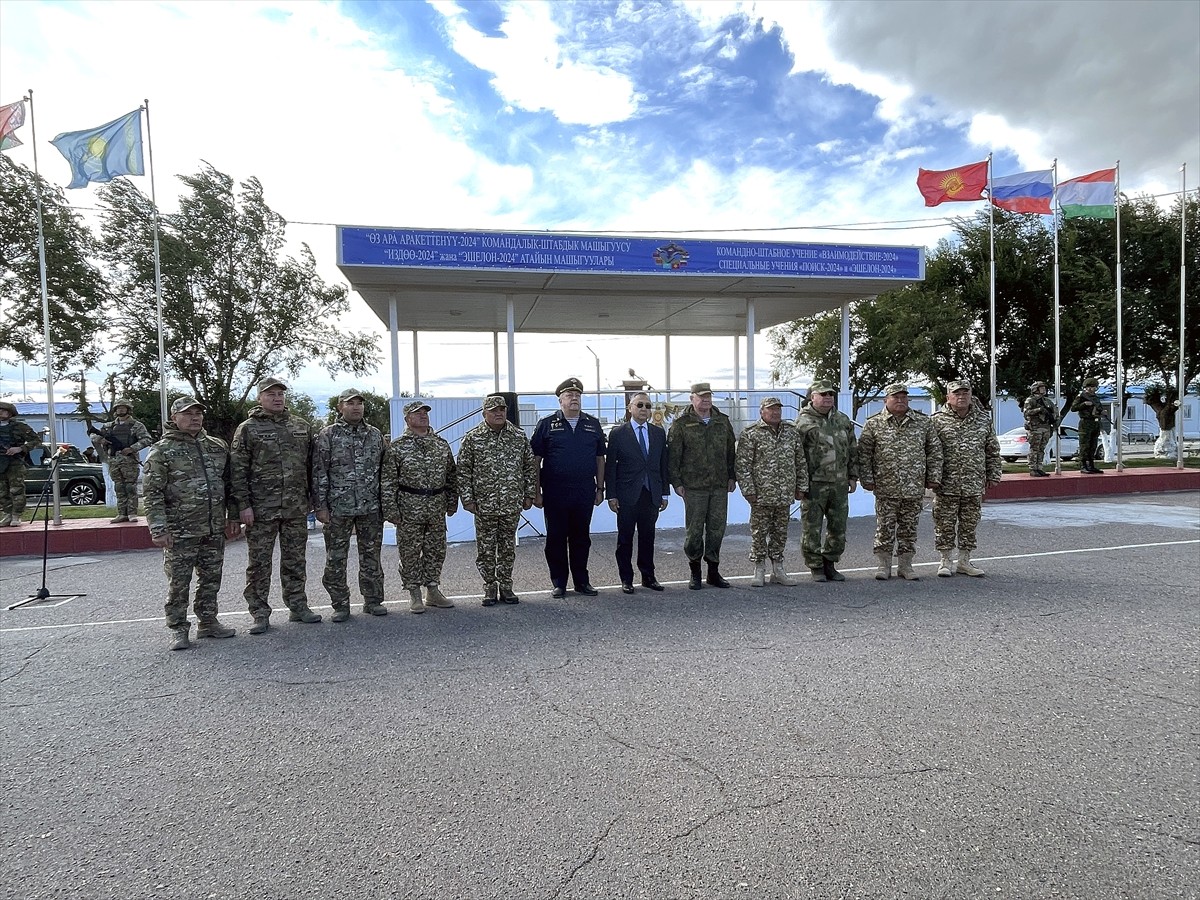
[1,0,1197,405]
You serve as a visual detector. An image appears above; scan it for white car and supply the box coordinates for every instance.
[998,426,1080,462]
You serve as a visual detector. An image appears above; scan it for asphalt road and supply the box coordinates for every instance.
[2,492,1198,900]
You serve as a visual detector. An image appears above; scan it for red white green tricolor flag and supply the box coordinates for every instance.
[1058,168,1116,218]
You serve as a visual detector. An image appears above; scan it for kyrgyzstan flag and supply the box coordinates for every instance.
[916,160,989,207]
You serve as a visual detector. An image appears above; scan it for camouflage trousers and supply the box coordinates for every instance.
[397,515,448,591]
[1027,427,1052,473]
[1,461,26,516]
[108,456,141,516]
[322,513,384,608]
[1079,422,1101,468]
[683,489,728,564]
[748,502,791,562]
[932,493,983,551]
[872,496,923,556]
[244,516,309,618]
[474,513,519,588]
[163,534,225,630]
[800,482,848,568]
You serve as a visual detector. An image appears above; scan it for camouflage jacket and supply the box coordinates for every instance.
[1023,394,1058,431]
[858,409,942,499]
[230,407,314,519]
[456,420,536,516]
[91,415,153,462]
[0,418,41,474]
[142,424,234,539]
[381,428,459,523]
[312,417,385,517]
[668,406,736,491]
[931,399,1002,496]
[1071,391,1105,427]
[795,406,859,489]
[735,419,807,505]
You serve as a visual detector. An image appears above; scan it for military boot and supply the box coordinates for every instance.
[288,605,323,623]
[688,560,702,590]
[956,551,985,577]
[331,606,351,623]
[408,588,426,614]
[706,564,730,588]
[499,585,520,604]
[423,584,455,608]
[937,552,954,577]
[770,561,798,586]
[822,559,845,582]
[874,552,892,580]
[481,584,498,607]
[169,626,191,651]
[749,562,766,587]
[109,514,129,524]
[0,514,11,527]
[896,553,920,581]
[810,566,827,583]
[196,619,236,638]
[361,600,388,616]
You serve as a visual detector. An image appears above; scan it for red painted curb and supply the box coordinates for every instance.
[1,519,157,558]
[988,467,1200,501]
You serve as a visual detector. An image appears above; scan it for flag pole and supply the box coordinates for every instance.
[987,152,997,429]
[24,88,62,525]
[1114,161,1124,471]
[143,98,168,427]
[1052,159,1062,473]
[1178,163,1187,470]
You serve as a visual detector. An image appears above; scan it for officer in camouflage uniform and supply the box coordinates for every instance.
[91,398,153,523]
[456,394,536,606]
[143,397,240,650]
[313,388,387,622]
[1071,376,1106,474]
[858,383,942,581]
[795,381,859,582]
[930,378,1002,577]
[0,400,42,526]
[381,400,460,614]
[230,375,321,633]
[668,382,737,590]
[1022,380,1057,477]
[735,396,806,587]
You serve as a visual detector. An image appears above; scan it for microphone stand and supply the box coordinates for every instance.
[9,449,88,610]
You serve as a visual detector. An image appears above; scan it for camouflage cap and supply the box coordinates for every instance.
[257,375,288,394]
[690,382,713,395]
[759,396,783,409]
[1030,380,1048,390]
[809,380,837,394]
[170,396,205,415]
[337,388,366,403]
[947,378,972,392]
[883,382,909,396]
[403,399,432,415]
[482,394,508,411]
[1083,377,1100,388]
[556,377,585,396]
[112,398,133,411]
[0,401,17,416]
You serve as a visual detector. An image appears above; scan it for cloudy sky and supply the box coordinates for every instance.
[1,0,1197,405]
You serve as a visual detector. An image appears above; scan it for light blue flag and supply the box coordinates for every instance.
[50,108,144,189]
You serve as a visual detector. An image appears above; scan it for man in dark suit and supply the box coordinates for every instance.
[604,392,669,594]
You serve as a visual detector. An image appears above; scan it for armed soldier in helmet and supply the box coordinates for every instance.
[1022,380,1058,477]
[1071,377,1106,474]
[0,401,42,527]
[90,398,153,523]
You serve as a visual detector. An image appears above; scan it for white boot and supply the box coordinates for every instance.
[749,562,766,587]
[896,552,920,581]
[770,561,797,586]
[874,552,891,580]
[408,587,426,613]
[956,551,985,577]
[937,552,953,577]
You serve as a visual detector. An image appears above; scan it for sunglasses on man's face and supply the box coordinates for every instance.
[633,402,652,409]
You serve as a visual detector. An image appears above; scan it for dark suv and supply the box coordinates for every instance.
[24,446,107,506]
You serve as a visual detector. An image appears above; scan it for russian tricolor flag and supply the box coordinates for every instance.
[990,169,1054,214]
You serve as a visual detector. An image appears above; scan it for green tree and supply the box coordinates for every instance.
[0,156,109,370]
[95,163,380,440]
[323,389,393,435]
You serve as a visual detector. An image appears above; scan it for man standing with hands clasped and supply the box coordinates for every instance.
[795,382,858,582]
[532,377,607,599]
[605,392,669,594]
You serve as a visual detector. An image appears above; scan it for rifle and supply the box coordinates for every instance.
[87,422,131,453]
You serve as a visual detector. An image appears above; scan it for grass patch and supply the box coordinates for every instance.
[21,504,130,521]
[1002,456,1199,474]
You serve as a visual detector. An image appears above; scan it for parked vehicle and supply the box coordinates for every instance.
[998,426,1080,462]
[23,445,107,506]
